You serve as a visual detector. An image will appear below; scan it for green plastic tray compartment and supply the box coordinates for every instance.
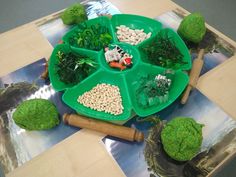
[98,42,141,73]
[62,70,132,121]
[62,16,116,51]
[138,28,192,70]
[48,44,99,91]
[125,63,189,117]
[111,14,162,46]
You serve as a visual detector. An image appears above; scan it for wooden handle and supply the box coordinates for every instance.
[63,113,144,142]
[181,49,205,104]
[189,49,205,87]
[180,85,192,104]
[41,62,48,79]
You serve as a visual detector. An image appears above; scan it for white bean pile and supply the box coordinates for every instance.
[77,83,124,115]
[116,25,151,45]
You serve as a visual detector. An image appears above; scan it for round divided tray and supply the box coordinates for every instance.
[49,14,191,121]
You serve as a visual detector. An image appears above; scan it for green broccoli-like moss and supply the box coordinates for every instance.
[177,13,206,43]
[161,117,203,161]
[61,3,87,25]
[13,99,59,130]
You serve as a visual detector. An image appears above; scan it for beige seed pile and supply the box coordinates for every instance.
[116,25,151,45]
[78,83,124,115]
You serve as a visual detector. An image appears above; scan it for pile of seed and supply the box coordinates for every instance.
[116,25,151,45]
[77,83,124,115]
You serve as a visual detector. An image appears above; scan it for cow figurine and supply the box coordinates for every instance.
[104,47,121,63]
[104,45,133,70]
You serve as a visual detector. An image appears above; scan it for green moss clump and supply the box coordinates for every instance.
[61,3,87,25]
[13,99,59,130]
[177,13,206,43]
[161,117,203,161]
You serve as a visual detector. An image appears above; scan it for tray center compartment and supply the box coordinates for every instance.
[100,43,140,73]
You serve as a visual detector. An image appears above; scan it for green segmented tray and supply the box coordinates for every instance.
[49,14,191,121]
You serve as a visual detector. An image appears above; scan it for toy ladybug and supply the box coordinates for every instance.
[122,57,133,68]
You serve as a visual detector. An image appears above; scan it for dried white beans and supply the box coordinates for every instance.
[77,83,124,115]
[116,25,151,45]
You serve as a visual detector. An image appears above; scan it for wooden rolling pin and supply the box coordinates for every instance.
[181,49,205,104]
[63,113,144,142]
[41,62,48,79]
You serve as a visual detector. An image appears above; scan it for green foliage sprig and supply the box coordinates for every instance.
[143,32,186,69]
[68,23,112,51]
[136,73,172,108]
[57,51,96,85]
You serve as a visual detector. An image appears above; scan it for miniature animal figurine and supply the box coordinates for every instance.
[104,47,121,63]
[109,61,126,71]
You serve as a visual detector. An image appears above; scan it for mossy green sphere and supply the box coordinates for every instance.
[177,13,206,43]
[61,3,88,25]
[13,99,59,130]
[161,117,203,161]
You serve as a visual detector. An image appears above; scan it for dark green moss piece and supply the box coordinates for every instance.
[161,117,204,161]
[13,99,59,130]
[143,31,186,69]
[56,51,96,85]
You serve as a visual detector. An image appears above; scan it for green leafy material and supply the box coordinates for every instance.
[143,31,186,69]
[13,99,59,130]
[61,3,87,25]
[57,51,96,85]
[68,23,112,51]
[135,73,172,108]
[177,13,206,43]
[161,117,204,161]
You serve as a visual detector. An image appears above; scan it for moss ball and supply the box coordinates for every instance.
[13,99,59,130]
[177,13,206,43]
[161,117,203,161]
[61,3,88,25]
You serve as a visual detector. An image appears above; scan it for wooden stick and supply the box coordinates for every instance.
[40,62,48,79]
[181,49,205,104]
[63,113,144,142]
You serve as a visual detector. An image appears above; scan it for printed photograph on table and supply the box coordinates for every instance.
[0,59,79,174]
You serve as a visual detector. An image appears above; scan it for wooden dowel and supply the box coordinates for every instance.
[181,49,205,104]
[41,62,48,79]
[189,49,205,87]
[180,85,192,104]
[63,113,144,142]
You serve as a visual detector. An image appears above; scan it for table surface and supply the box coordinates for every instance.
[1,0,236,176]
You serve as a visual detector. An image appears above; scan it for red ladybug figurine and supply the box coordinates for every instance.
[122,57,133,68]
